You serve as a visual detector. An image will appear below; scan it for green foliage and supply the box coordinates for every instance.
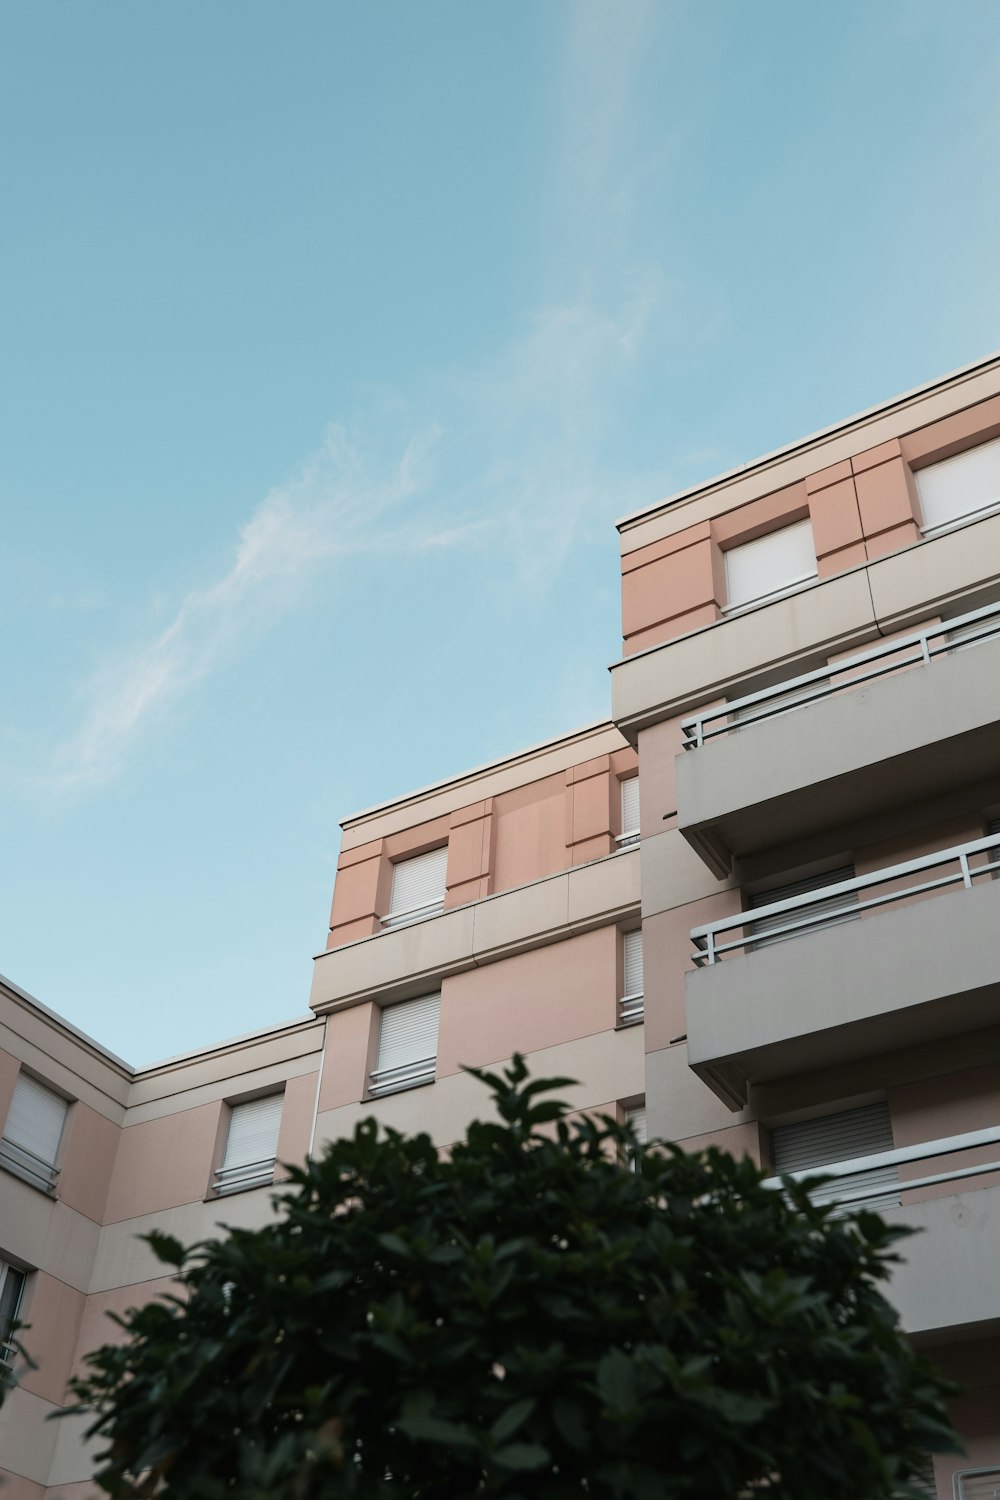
[63,1056,957,1498]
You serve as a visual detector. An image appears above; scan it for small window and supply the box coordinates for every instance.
[619,930,644,1026]
[369,993,441,1097]
[747,865,857,951]
[916,434,1000,535]
[0,1073,68,1194]
[625,1103,647,1171]
[0,1259,26,1365]
[724,518,817,612]
[383,847,448,930]
[214,1094,283,1197]
[771,1101,899,1211]
[618,776,640,847]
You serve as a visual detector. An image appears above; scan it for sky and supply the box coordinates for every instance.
[2,1,1000,1066]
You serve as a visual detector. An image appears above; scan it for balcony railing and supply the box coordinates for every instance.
[380,898,445,931]
[762,1122,1000,1212]
[0,1136,60,1194]
[680,598,1000,749]
[213,1156,276,1196]
[691,832,1000,966]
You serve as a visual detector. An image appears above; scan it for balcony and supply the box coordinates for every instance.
[686,833,1000,1108]
[764,1123,1000,1338]
[675,600,1000,876]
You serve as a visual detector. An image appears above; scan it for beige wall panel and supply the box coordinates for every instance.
[45,1483,99,1499]
[0,1047,19,1133]
[39,1409,96,1491]
[611,569,878,735]
[566,849,640,930]
[126,1020,323,1110]
[274,1070,319,1175]
[310,906,477,1011]
[672,1120,763,1163]
[636,718,687,832]
[56,1104,119,1225]
[0,1181,100,1295]
[868,510,1000,631]
[316,1026,646,1154]
[70,1276,176,1381]
[122,1051,321,1127]
[470,875,570,959]
[103,1101,221,1224]
[640,830,737,920]
[437,927,618,1079]
[319,1003,375,1112]
[89,1188,285,1295]
[885,1181,1000,1335]
[0,1473,45,1499]
[0,1016,127,1124]
[491,776,568,893]
[644,1042,752,1146]
[0,1387,61,1486]
[642,894,739,1051]
[618,359,1000,555]
[340,724,627,851]
[17,1273,86,1406]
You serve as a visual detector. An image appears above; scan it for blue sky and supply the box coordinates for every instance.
[2,1,999,1064]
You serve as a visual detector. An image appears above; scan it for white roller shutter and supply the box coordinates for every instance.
[619,777,640,845]
[724,519,816,612]
[370,993,441,1097]
[625,1104,647,1145]
[620,930,644,1025]
[215,1094,283,1196]
[1,1073,68,1192]
[748,865,857,950]
[772,1101,899,1211]
[385,847,448,927]
[916,434,1000,534]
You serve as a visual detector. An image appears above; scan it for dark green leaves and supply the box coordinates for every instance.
[62,1054,958,1499]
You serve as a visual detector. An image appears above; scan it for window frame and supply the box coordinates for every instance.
[369,993,441,1099]
[382,846,449,931]
[617,775,640,848]
[0,1071,70,1196]
[722,517,818,615]
[0,1258,27,1367]
[212,1091,285,1198]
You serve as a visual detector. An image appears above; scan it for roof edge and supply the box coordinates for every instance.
[615,347,1000,535]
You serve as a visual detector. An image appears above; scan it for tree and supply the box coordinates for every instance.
[60,1057,955,1499]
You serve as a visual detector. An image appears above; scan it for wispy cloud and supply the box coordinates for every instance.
[33,9,673,799]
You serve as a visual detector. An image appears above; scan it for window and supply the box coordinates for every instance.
[916,434,1000,535]
[618,776,640,847]
[723,518,817,612]
[619,929,644,1026]
[213,1093,283,1196]
[0,1258,26,1365]
[771,1101,899,1211]
[0,1073,68,1193]
[747,865,857,951]
[369,993,441,1097]
[625,1103,647,1171]
[383,847,448,930]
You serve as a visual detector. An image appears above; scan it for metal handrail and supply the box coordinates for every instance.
[369,1055,437,1097]
[213,1155,276,1195]
[681,597,1000,748]
[953,1466,1000,1500]
[762,1121,1000,1199]
[691,832,1000,965]
[618,990,645,1025]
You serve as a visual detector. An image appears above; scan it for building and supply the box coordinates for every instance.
[4,351,1000,1496]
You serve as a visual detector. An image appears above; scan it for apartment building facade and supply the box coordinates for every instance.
[4,352,1000,1495]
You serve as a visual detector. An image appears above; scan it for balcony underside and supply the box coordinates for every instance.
[686,878,1000,1109]
[676,634,1000,877]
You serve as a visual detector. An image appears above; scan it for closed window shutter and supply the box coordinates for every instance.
[772,1101,899,1210]
[386,847,448,926]
[626,1105,647,1145]
[216,1095,283,1195]
[916,434,1000,533]
[620,929,644,1025]
[0,1261,26,1363]
[748,865,857,950]
[1,1074,68,1191]
[620,777,640,843]
[370,993,441,1096]
[724,519,816,611]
